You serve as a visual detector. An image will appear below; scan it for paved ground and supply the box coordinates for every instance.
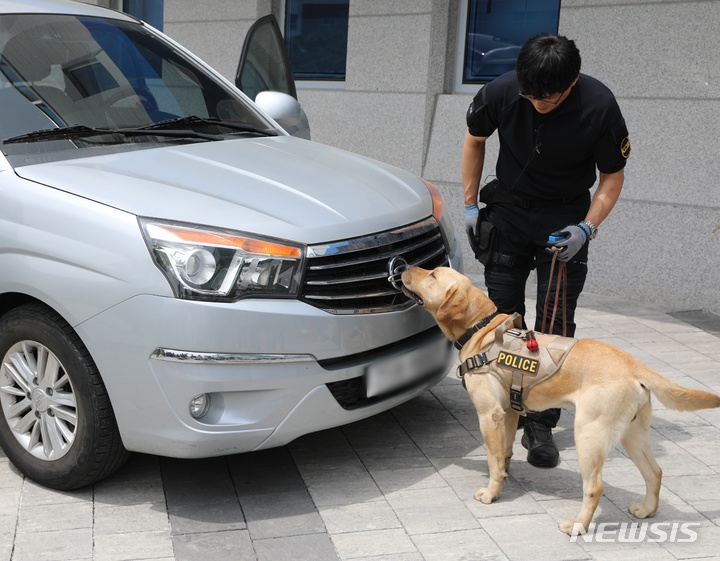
[2,276,720,561]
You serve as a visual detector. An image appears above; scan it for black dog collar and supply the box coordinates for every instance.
[454,310,500,350]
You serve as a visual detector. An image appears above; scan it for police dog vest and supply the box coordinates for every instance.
[457,313,577,414]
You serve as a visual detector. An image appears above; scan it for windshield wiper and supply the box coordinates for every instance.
[140,115,277,136]
[2,124,225,145]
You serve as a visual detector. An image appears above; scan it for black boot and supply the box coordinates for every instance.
[521,420,559,468]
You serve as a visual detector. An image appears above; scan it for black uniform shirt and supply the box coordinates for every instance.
[466,71,630,202]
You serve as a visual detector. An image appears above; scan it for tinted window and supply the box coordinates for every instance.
[285,0,349,80]
[237,15,296,101]
[463,0,561,83]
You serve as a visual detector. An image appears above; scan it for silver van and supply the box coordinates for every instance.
[0,0,460,489]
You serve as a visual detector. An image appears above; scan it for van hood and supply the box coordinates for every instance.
[14,136,432,243]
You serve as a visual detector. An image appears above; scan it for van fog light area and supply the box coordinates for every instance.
[189,394,211,419]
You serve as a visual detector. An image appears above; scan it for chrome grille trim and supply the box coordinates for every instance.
[300,217,449,314]
[151,349,315,364]
[307,230,443,271]
[307,217,438,258]
[303,288,398,301]
[303,244,447,289]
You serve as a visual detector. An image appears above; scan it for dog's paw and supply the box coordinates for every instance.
[559,519,586,536]
[473,488,498,504]
[628,503,654,519]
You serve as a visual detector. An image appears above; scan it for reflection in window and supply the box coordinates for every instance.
[0,14,266,133]
[464,0,560,84]
[285,0,349,80]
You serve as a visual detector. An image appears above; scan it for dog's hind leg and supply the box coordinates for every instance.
[559,415,616,536]
[474,406,508,504]
[621,398,662,519]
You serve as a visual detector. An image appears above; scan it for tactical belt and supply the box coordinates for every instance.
[511,194,582,209]
[480,178,585,210]
[487,251,534,270]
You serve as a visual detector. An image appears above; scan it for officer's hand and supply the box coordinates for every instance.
[465,204,479,237]
[546,225,587,262]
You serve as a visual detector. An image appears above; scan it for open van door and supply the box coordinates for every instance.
[236,15,311,139]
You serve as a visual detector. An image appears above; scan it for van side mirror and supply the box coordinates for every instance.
[255,91,311,140]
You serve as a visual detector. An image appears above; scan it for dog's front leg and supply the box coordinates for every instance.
[474,406,508,504]
[503,410,519,470]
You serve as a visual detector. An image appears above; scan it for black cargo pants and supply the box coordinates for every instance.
[482,194,590,428]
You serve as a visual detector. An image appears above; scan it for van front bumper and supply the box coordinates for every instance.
[77,295,453,458]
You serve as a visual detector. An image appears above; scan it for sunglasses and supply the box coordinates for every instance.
[518,90,564,105]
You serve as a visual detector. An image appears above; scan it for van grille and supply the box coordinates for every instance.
[300,217,449,314]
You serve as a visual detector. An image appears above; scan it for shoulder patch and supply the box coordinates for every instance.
[621,137,631,159]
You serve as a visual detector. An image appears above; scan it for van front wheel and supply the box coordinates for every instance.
[0,304,128,489]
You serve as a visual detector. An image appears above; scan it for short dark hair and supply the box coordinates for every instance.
[516,33,581,98]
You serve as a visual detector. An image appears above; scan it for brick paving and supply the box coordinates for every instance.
[2,276,719,561]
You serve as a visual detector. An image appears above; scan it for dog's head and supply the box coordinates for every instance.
[401,266,497,341]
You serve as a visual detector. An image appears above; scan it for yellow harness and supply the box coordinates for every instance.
[457,313,577,414]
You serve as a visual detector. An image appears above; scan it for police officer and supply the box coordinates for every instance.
[462,33,630,468]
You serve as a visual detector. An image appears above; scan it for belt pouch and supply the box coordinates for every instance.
[472,207,498,265]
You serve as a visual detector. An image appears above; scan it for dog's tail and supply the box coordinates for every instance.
[639,368,720,411]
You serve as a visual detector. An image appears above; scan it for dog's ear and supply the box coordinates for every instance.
[435,284,464,329]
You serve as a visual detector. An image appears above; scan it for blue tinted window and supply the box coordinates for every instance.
[123,0,164,31]
[464,0,560,83]
[285,0,349,80]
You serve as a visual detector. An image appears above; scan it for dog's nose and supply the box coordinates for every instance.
[387,256,409,292]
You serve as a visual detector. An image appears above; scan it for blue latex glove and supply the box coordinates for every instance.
[547,225,587,262]
[465,203,479,236]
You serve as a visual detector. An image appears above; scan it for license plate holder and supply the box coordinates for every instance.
[365,336,450,398]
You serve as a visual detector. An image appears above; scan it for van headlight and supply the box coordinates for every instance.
[422,178,454,248]
[139,218,304,302]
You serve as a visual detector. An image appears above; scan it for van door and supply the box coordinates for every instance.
[236,15,310,139]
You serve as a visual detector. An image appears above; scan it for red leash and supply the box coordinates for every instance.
[541,249,567,336]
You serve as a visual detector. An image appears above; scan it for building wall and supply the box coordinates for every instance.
[113,0,720,315]
[78,0,118,8]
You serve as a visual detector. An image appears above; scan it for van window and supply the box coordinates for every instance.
[0,14,268,135]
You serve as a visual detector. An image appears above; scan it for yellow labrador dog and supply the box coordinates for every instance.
[401,266,720,535]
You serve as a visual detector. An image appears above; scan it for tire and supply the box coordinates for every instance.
[0,303,129,489]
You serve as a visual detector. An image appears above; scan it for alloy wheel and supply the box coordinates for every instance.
[0,340,78,461]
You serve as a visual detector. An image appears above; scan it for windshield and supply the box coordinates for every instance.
[0,13,275,159]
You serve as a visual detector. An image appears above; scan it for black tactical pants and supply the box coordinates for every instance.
[482,195,590,428]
